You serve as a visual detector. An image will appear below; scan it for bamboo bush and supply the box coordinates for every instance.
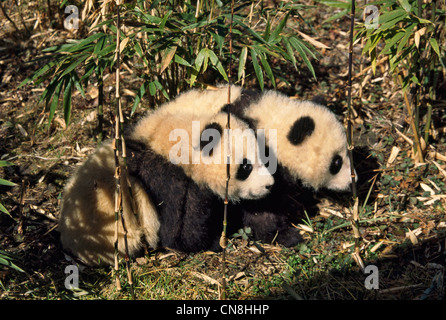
[321,0,445,163]
[19,0,320,132]
[319,0,445,269]
[357,0,445,163]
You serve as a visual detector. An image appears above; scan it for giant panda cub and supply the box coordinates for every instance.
[125,110,274,253]
[59,142,160,266]
[59,109,274,265]
[157,85,356,246]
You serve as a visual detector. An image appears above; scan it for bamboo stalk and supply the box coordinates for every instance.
[97,73,104,144]
[346,0,362,267]
[113,138,122,291]
[397,73,425,163]
[219,0,234,301]
[112,0,135,299]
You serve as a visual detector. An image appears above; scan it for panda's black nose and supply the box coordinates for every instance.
[265,184,273,191]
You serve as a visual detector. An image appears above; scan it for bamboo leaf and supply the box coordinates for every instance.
[60,54,89,77]
[148,81,156,96]
[160,46,177,74]
[93,35,107,54]
[316,0,351,9]
[159,10,172,29]
[153,80,169,99]
[48,79,64,126]
[324,8,348,22]
[0,251,24,272]
[119,37,130,54]
[270,12,290,43]
[39,77,61,106]
[18,61,58,88]
[0,203,12,217]
[283,38,297,69]
[189,67,199,87]
[63,77,72,125]
[134,41,144,58]
[231,16,268,45]
[72,73,86,98]
[96,43,116,57]
[362,32,383,55]
[378,8,407,25]
[289,37,316,79]
[78,32,105,48]
[297,30,330,49]
[0,178,16,187]
[0,161,14,167]
[264,15,271,43]
[208,50,228,81]
[238,46,248,80]
[259,52,275,88]
[131,81,148,115]
[399,0,412,13]
[429,38,441,58]
[371,47,377,74]
[378,9,408,31]
[175,54,192,67]
[195,48,208,72]
[382,31,405,54]
[397,23,416,53]
[250,48,264,90]
[380,15,408,31]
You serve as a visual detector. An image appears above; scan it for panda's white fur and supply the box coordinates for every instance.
[58,142,160,266]
[157,85,355,191]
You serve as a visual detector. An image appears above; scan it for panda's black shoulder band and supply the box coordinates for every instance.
[221,103,233,114]
[287,116,315,145]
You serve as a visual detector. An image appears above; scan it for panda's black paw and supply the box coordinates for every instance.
[275,228,303,247]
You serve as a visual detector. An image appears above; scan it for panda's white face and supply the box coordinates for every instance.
[324,149,356,191]
[233,157,274,201]
[284,111,356,192]
[246,92,356,191]
[197,117,274,202]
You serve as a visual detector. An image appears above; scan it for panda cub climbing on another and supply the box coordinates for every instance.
[158,85,356,246]
[58,108,274,265]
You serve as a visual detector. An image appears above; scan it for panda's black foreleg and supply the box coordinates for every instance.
[242,211,302,247]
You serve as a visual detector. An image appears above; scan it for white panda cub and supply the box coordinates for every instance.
[58,142,160,266]
[124,110,275,252]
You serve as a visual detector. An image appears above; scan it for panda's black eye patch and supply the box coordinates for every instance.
[287,116,315,145]
[330,155,343,175]
[236,158,253,181]
[200,122,222,155]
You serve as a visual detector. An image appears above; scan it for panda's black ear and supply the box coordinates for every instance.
[200,122,223,154]
[287,116,315,145]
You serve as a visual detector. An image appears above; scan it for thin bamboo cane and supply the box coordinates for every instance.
[397,72,425,163]
[220,0,234,301]
[346,0,362,268]
[113,0,135,299]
